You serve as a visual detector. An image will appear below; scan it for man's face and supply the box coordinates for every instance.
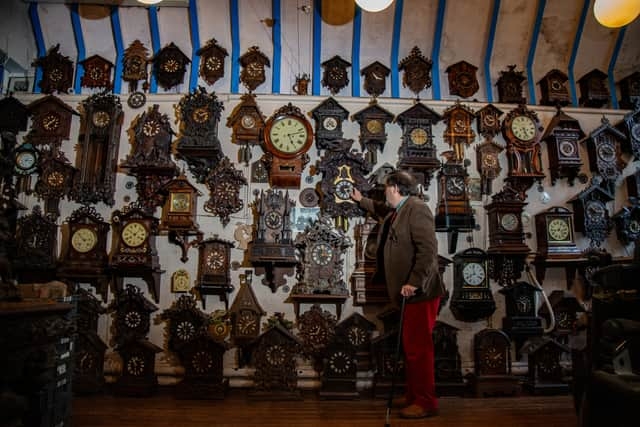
[384,184,398,205]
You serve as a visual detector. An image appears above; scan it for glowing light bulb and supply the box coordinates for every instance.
[355,0,394,13]
[593,0,640,28]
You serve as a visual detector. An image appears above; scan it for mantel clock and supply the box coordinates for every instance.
[449,248,496,322]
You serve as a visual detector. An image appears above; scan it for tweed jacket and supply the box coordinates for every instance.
[359,196,444,306]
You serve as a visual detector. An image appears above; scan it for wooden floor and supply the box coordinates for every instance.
[73,390,578,427]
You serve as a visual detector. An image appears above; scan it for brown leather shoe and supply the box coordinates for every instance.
[399,404,439,419]
[391,397,409,409]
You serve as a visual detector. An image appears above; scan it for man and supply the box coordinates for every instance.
[351,170,443,419]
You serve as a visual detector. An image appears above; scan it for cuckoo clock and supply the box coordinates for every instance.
[371,327,405,398]
[583,116,626,190]
[263,102,313,188]
[27,95,77,149]
[361,61,390,98]
[290,214,352,320]
[446,60,479,99]
[541,108,584,186]
[195,236,234,309]
[109,204,163,303]
[57,206,110,301]
[485,185,530,286]
[196,38,228,86]
[0,94,29,138]
[229,271,265,347]
[475,140,503,195]
[538,69,570,107]
[14,205,57,283]
[175,87,225,183]
[310,97,350,153]
[534,206,581,261]
[522,337,570,395]
[435,153,475,254]
[297,304,337,370]
[443,101,476,162]
[613,201,640,246]
[79,55,114,89]
[627,168,640,199]
[160,173,202,262]
[71,91,123,206]
[570,179,614,248]
[121,104,178,211]
[449,248,496,322]
[74,328,108,394]
[249,324,303,400]
[226,93,266,165]
[321,55,351,95]
[203,157,247,226]
[499,281,543,358]
[502,104,545,194]
[471,329,519,397]
[395,102,442,190]
[616,105,640,161]
[496,65,526,104]
[335,312,375,371]
[618,71,640,110]
[476,103,503,139]
[151,42,190,90]
[351,100,394,164]
[175,335,228,399]
[122,40,150,107]
[108,284,158,344]
[239,46,270,92]
[114,339,162,396]
[158,294,209,355]
[319,332,358,399]
[13,142,39,194]
[398,46,432,97]
[34,149,76,218]
[350,217,387,305]
[33,44,74,94]
[248,189,297,292]
[538,290,584,339]
[578,69,609,108]
[317,138,373,230]
[433,321,465,396]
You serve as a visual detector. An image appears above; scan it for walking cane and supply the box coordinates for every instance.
[384,294,407,427]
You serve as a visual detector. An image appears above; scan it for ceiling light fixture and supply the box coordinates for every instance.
[137,0,163,5]
[355,0,394,13]
[593,0,640,28]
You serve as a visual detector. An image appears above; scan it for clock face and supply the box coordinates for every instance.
[366,119,383,134]
[127,355,145,376]
[71,227,98,253]
[42,113,61,132]
[306,324,329,345]
[241,114,256,129]
[347,326,367,346]
[206,248,225,272]
[92,110,111,128]
[247,62,263,77]
[46,171,65,189]
[632,123,640,141]
[510,115,536,141]
[328,67,346,82]
[215,181,236,203]
[559,139,577,157]
[335,180,353,201]
[205,55,222,72]
[268,116,310,155]
[516,294,532,314]
[192,107,210,124]
[121,222,148,248]
[172,270,190,292]
[629,219,640,234]
[16,151,36,171]
[265,211,282,229]
[500,213,519,231]
[453,118,467,133]
[238,311,258,335]
[550,79,563,91]
[586,200,606,222]
[557,311,574,330]
[49,67,63,83]
[548,218,570,242]
[410,127,428,145]
[482,153,498,169]
[162,58,180,73]
[128,56,145,74]
[170,193,191,212]
[124,310,142,329]
[88,66,104,81]
[462,262,485,286]
[322,116,338,131]
[192,350,214,374]
[597,143,616,162]
[329,351,353,374]
[311,242,333,266]
[79,352,95,374]
[143,120,160,137]
[176,320,196,341]
[483,114,497,128]
[538,351,559,377]
[456,72,474,89]
[265,344,286,366]
[446,176,465,196]
[482,345,505,370]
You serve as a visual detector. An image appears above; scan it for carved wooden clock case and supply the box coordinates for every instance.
[618,71,640,109]
[350,216,387,305]
[34,149,76,218]
[433,321,465,396]
[27,95,78,150]
[361,61,390,98]
[319,331,358,399]
[541,108,584,186]
[73,288,108,394]
[616,104,640,161]
[310,97,350,153]
[578,69,609,108]
[522,337,570,395]
[613,199,640,246]
[79,55,114,90]
[442,101,476,163]
[122,40,150,108]
[335,312,375,372]
[151,42,191,91]
[229,271,265,348]
[239,46,270,92]
[569,179,614,248]
[203,157,247,226]
[14,205,58,283]
[321,55,351,95]
[538,69,570,107]
[399,46,432,97]
[583,117,626,191]
[499,281,543,358]
[496,65,526,104]
[449,248,496,322]
[446,60,479,99]
[195,236,234,309]
[32,44,74,94]
[351,101,395,164]
[297,304,336,371]
[196,38,228,86]
[226,93,266,165]
[471,329,519,397]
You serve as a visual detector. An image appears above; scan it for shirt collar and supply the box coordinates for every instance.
[395,196,409,212]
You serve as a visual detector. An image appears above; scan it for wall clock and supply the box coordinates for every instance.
[122,39,150,107]
[541,108,584,186]
[618,71,640,110]
[203,157,247,226]
[537,290,584,339]
[433,321,465,396]
[297,304,337,371]
[538,69,570,107]
[449,248,496,322]
[151,42,190,90]
[471,329,519,397]
[13,142,40,194]
[74,324,108,394]
[335,312,375,371]
[319,333,358,399]
[239,46,270,92]
[395,102,443,190]
[534,206,581,262]
[32,44,73,94]
[496,65,526,104]
[569,178,614,248]
[613,200,640,246]
[108,284,159,345]
[627,168,640,199]
[583,116,626,192]
[171,269,191,293]
[442,101,476,162]
[475,139,503,195]
[445,60,479,99]
[158,294,209,355]
[578,69,609,108]
[79,55,114,89]
[350,216,387,306]
[113,338,162,397]
[476,103,503,140]
[226,93,266,165]
[616,104,640,161]
[175,87,225,183]
[196,38,228,86]
[229,271,265,347]
[195,236,234,309]
[310,97,350,153]
[371,328,405,398]
[321,55,351,95]
[522,337,570,395]
[361,61,390,98]
[248,189,297,292]
[13,205,57,283]
[27,95,78,150]
[398,46,432,98]
[34,149,76,218]
[351,100,395,164]
[263,102,313,188]
[499,281,543,358]
[0,94,29,140]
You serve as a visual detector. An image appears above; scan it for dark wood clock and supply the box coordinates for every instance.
[71,91,123,206]
[196,38,228,86]
[350,216,387,305]
[239,46,270,92]
[522,337,570,395]
[627,168,640,199]
[616,103,640,161]
[613,200,640,246]
[160,173,202,262]
[321,55,351,95]
[34,149,76,218]
[158,295,209,353]
[541,108,584,186]
[74,297,108,394]
[310,97,350,153]
[496,65,526,104]
[263,102,313,188]
[443,101,476,162]
[151,42,190,90]
[79,55,114,89]
[618,71,640,110]
[229,270,265,347]
[476,103,503,139]
[14,205,57,283]
[248,189,297,292]
[226,93,266,165]
[433,321,465,396]
[109,204,163,303]
[569,178,614,248]
[372,328,405,398]
[32,44,73,94]
[203,157,247,226]
[449,248,496,322]
[361,61,390,98]
[471,329,519,397]
[297,304,336,371]
[335,312,375,372]
[537,290,584,339]
[175,87,225,183]
[195,236,234,309]
[475,140,503,195]
[445,60,479,99]
[121,104,178,211]
[113,339,162,397]
[27,95,78,149]
[13,142,40,195]
[122,40,150,107]
[395,102,443,190]
[0,95,29,188]
[175,335,228,399]
[583,116,626,191]
[57,206,110,301]
[351,100,395,164]
[108,284,159,344]
[499,281,543,358]
[538,69,570,107]
[319,333,358,399]
[578,69,609,108]
[398,46,432,97]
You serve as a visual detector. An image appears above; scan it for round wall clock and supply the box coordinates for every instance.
[510,115,536,141]
[128,92,146,109]
[121,222,148,247]
[299,187,319,207]
[265,113,312,157]
[92,110,111,128]
[500,213,519,231]
[71,228,98,253]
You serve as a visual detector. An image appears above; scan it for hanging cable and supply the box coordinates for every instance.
[525,261,555,333]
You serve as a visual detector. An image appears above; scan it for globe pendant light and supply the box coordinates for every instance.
[137,0,163,5]
[355,0,394,13]
[593,0,640,28]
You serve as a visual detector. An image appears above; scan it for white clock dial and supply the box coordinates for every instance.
[121,222,147,247]
[16,152,36,170]
[510,115,536,141]
[500,213,519,231]
[322,116,338,131]
[268,116,309,155]
[462,262,485,286]
[71,228,98,253]
[548,218,570,241]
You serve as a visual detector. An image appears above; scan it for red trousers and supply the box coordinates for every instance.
[402,297,440,411]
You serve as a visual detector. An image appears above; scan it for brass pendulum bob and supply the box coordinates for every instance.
[239,144,251,166]
[335,216,349,232]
